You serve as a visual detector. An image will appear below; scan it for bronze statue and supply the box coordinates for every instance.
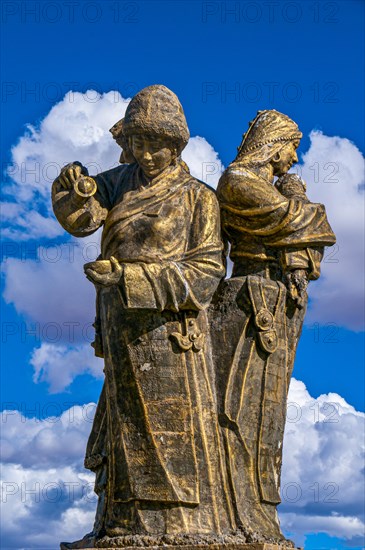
[53,85,234,548]
[52,91,336,549]
[210,109,336,541]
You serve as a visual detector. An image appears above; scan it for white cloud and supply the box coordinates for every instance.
[1,404,97,547]
[280,378,365,547]
[2,94,364,396]
[2,234,104,393]
[297,131,365,331]
[30,343,103,394]
[182,135,224,188]
[1,404,96,469]
[2,233,101,344]
[6,91,126,189]
[281,513,365,546]
[1,90,226,392]
[4,92,363,334]
[3,91,128,241]
[1,463,96,548]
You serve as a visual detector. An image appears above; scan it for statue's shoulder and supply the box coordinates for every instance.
[217,161,257,203]
[184,177,221,213]
[185,174,218,199]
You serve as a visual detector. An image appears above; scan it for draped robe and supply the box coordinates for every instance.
[209,161,336,538]
[52,162,232,535]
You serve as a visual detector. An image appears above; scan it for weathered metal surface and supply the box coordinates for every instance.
[52,89,335,549]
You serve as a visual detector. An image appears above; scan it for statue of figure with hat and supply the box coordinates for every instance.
[52,85,234,548]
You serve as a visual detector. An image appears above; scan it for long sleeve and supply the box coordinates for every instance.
[121,186,225,312]
[51,182,109,239]
[51,165,131,237]
[217,165,336,249]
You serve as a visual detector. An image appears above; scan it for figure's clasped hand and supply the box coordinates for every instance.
[291,269,308,294]
[84,257,123,287]
[285,269,308,309]
[54,161,89,191]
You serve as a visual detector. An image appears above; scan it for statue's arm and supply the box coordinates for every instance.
[121,186,225,312]
[217,164,286,209]
[217,166,336,249]
[51,162,110,237]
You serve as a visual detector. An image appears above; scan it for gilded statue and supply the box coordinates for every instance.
[51,90,336,549]
[210,109,336,541]
[53,85,233,548]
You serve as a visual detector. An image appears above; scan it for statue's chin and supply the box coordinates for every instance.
[140,162,175,180]
[142,167,163,179]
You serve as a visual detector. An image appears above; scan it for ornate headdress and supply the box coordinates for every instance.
[123,85,190,154]
[236,109,302,166]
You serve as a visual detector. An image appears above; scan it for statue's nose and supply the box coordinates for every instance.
[143,151,152,161]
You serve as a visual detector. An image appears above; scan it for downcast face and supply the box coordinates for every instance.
[130,135,175,178]
[272,140,300,177]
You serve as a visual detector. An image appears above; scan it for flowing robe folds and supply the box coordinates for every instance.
[52,162,231,535]
[210,162,336,537]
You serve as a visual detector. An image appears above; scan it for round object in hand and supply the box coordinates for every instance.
[75,176,97,198]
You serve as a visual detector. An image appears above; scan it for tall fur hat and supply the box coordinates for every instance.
[123,85,190,154]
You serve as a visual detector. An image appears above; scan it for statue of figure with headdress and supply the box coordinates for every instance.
[210,109,336,541]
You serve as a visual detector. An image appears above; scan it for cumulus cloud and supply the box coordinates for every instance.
[296,131,365,331]
[2,233,101,344]
[1,404,97,547]
[30,343,103,394]
[281,513,365,546]
[281,378,365,547]
[1,380,363,548]
[2,232,103,393]
[2,93,364,396]
[3,92,363,334]
[1,463,96,548]
[3,91,128,241]
[1,404,96,468]
[1,90,226,391]
[182,135,224,187]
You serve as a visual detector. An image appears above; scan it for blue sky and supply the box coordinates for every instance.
[1,1,364,549]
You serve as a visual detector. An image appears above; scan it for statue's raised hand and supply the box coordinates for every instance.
[84,257,123,287]
[54,161,89,191]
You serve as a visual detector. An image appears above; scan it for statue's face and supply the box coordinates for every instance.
[272,140,299,176]
[130,135,174,178]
